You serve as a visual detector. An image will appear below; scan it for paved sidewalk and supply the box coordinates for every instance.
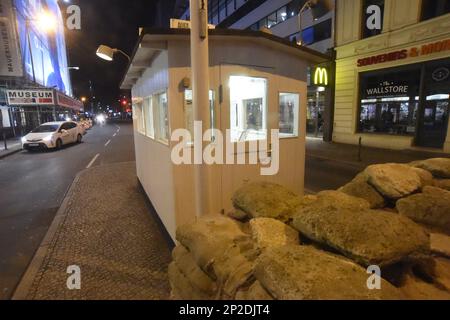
[0,137,22,159]
[306,137,449,169]
[13,161,173,300]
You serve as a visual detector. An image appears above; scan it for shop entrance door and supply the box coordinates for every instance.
[417,60,450,149]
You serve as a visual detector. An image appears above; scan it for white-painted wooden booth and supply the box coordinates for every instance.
[121,29,328,241]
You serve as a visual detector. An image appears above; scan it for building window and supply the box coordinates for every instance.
[359,67,421,136]
[133,102,145,135]
[229,76,267,142]
[421,0,450,21]
[184,90,216,142]
[279,93,300,137]
[143,96,155,138]
[154,92,169,143]
[361,0,384,39]
[288,18,332,45]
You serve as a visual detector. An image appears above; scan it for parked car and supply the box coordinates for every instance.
[22,121,83,151]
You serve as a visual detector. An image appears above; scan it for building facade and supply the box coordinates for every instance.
[175,0,336,139]
[0,0,81,137]
[334,0,450,152]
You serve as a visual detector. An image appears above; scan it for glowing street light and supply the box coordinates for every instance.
[96,45,130,62]
[35,11,57,33]
[81,97,87,103]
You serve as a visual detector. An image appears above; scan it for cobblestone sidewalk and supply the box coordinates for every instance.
[14,162,173,300]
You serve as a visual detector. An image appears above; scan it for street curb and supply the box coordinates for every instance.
[0,147,22,160]
[306,153,367,171]
[11,171,83,300]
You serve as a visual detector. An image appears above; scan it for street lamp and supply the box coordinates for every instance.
[297,0,333,45]
[96,45,130,62]
[68,66,80,70]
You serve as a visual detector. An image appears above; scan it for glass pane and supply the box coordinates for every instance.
[277,6,287,23]
[359,67,421,135]
[267,12,277,28]
[143,96,154,138]
[159,93,169,142]
[258,17,267,29]
[279,93,299,137]
[229,76,267,142]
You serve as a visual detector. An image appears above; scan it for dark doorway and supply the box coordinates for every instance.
[417,59,450,149]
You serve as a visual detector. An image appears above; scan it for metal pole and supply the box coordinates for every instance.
[3,131,7,150]
[190,0,210,217]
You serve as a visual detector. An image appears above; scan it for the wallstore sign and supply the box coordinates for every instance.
[357,38,450,67]
[365,81,409,99]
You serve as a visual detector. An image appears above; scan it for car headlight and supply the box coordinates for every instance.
[21,137,27,143]
[43,135,53,142]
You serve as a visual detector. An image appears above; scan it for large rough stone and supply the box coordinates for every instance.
[365,163,422,199]
[411,158,450,179]
[434,179,450,191]
[254,246,403,300]
[171,246,217,298]
[168,262,212,300]
[232,182,302,222]
[399,269,450,300]
[249,218,299,250]
[316,190,371,211]
[397,186,450,232]
[434,257,450,292]
[292,203,430,267]
[431,233,450,258]
[339,173,386,209]
[411,167,434,189]
[176,215,257,298]
[235,281,274,300]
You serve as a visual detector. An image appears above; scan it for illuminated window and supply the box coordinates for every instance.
[153,92,169,143]
[279,93,300,137]
[143,96,155,138]
[229,76,267,142]
[133,102,145,135]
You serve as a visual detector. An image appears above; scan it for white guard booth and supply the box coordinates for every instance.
[121,28,329,241]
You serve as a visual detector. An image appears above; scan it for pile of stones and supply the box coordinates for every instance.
[168,158,450,300]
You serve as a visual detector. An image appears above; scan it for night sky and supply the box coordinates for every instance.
[61,0,176,111]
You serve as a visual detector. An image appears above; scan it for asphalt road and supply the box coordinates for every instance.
[304,155,361,193]
[0,121,135,300]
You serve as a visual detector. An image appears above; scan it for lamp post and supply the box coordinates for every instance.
[297,0,333,45]
[96,45,131,62]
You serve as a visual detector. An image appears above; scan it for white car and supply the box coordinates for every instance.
[22,121,83,150]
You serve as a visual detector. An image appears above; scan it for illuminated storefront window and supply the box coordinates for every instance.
[359,67,420,135]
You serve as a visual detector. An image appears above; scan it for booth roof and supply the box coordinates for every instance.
[120,28,332,90]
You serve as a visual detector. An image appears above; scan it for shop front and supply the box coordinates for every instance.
[334,14,450,152]
[358,58,450,149]
[4,88,83,136]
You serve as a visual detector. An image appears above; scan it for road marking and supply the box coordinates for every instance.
[105,140,111,147]
[86,153,100,169]
[113,133,117,137]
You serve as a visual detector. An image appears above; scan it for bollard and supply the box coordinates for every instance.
[358,137,362,162]
[3,131,7,151]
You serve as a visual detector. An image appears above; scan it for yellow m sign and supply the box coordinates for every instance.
[314,67,328,86]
